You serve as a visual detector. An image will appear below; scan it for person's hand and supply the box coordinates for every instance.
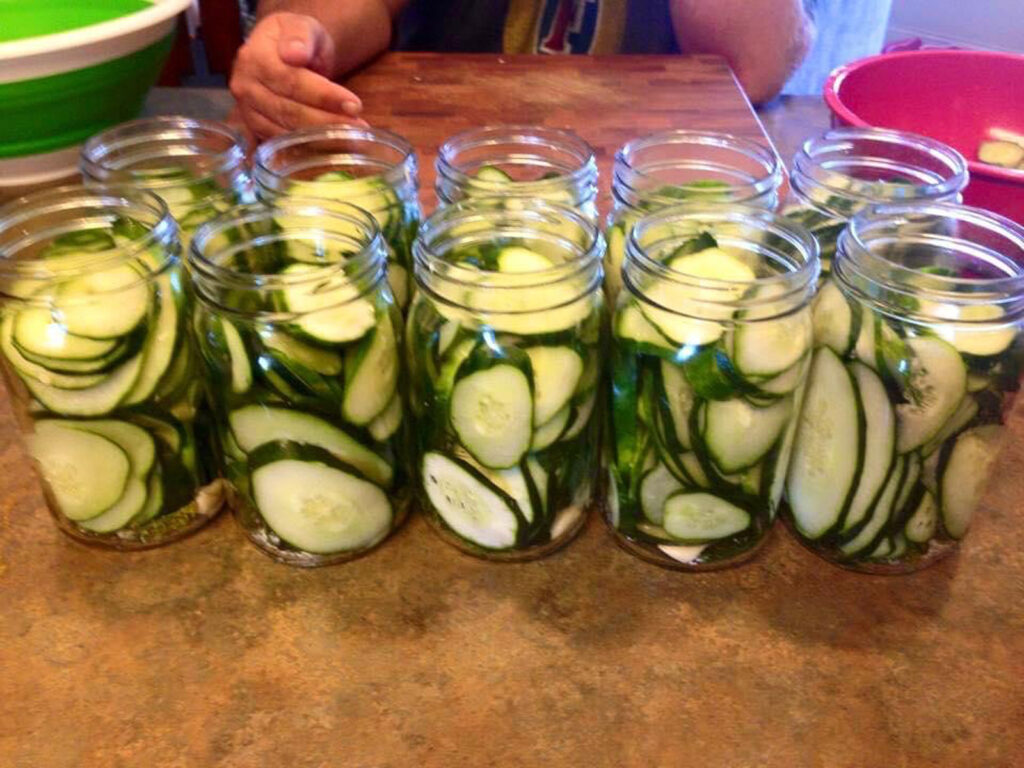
[229,12,367,140]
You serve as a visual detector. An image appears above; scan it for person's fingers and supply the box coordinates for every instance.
[238,103,290,141]
[245,79,367,132]
[248,51,362,116]
[274,13,327,70]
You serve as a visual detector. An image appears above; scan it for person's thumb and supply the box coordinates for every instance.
[276,14,335,75]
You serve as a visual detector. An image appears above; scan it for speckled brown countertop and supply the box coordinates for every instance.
[1,59,1022,767]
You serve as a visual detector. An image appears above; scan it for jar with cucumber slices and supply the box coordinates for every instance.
[408,200,605,560]
[188,201,406,566]
[81,116,251,244]
[605,131,784,300]
[609,206,819,569]
[253,126,420,310]
[785,203,1023,573]
[435,126,598,219]
[0,187,222,547]
[785,127,968,276]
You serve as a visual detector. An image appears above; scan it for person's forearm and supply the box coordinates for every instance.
[669,0,814,104]
[257,0,406,76]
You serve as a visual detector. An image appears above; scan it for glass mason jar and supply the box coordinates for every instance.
[609,205,819,570]
[605,130,784,301]
[435,126,598,219]
[785,127,968,275]
[81,116,250,246]
[0,186,222,548]
[785,203,1024,573]
[253,126,420,311]
[189,200,407,566]
[408,199,605,560]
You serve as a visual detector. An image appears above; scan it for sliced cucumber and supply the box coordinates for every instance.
[604,223,626,298]
[730,308,812,378]
[497,246,554,273]
[252,459,393,554]
[230,405,393,487]
[56,264,149,339]
[450,364,532,469]
[12,308,117,360]
[896,336,967,453]
[840,456,904,557]
[131,465,165,527]
[64,420,156,481]
[842,362,896,532]
[786,348,862,539]
[474,165,513,183]
[640,463,684,525]
[24,353,143,417]
[660,360,694,450]
[756,355,810,396]
[662,492,751,542]
[927,302,1018,357]
[525,346,583,425]
[422,451,520,549]
[704,396,791,474]
[940,425,1002,539]
[561,389,597,441]
[221,319,252,395]
[342,317,398,426]
[367,392,403,442]
[531,405,571,451]
[812,280,855,355]
[261,329,342,376]
[124,276,180,405]
[28,421,131,521]
[904,491,938,543]
[615,304,674,353]
[921,395,979,457]
[76,477,148,533]
[281,263,377,345]
[893,451,922,519]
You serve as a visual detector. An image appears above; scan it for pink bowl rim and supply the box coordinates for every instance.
[823,49,1024,184]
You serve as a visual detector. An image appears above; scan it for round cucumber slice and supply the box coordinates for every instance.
[252,459,393,554]
[57,265,149,339]
[450,364,532,469]
[422,452,519,550]
[662,492,751,542]
[28,422,131,521]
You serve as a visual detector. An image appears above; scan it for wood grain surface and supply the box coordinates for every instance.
[1,58,1022,768]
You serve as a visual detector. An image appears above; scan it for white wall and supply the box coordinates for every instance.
[886,0,1024,52]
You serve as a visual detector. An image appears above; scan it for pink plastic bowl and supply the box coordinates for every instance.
[825,50,1024,224]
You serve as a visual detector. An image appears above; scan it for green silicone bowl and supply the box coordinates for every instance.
[0,0,192,189]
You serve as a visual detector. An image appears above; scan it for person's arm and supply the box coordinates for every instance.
[668,0,815,104]
[229,0,407,139]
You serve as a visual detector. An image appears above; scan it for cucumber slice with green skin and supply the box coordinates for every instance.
[703,396,792,474]
[892,452,922,524]
[437,321,461,359]
[260,329,342,376]
[28,421,131,521]
[474,165,514,183]
[756,355,809,396]
[124,276,180,405]
[896,336,967,454]
[853,308,876,368]
[841,362,896,532]
[422,451,521,550]
[286,173,399,234]
[660,360,694,450]
[940,425,1002,539]
[63,420,156,481]
[729,308,812,378]
[614,304,674,356]
[840,456,904,557]
[12,308,118,360]
[435,338,477,396]
[2,318,107,389]
[76,477,148,533]
[905,491,938,543]
[230,405,393,487]
[921,395,979,457]
[12,332,137,375]
[24,353,143,417]
[679,451,711,489]
[367,392,403,442]
[530,405,571,451]
[451,363,533,468]
[219,318,252,395]
[343,317,398,426]
[604,223,626,299]
[640,463,684,525]
[497,247,554,273]
[129,413,184,453]
[56,264,149,339]
[641,298,724,348]
[560,389,597,441]
[812,280,856,355]
[923,302,1018,357]
[662,492,751,543]
[525,346,583,425]
[280,263,377,345]
[130,464,165,527]
[786,348,863,540]
[252,459,393,554]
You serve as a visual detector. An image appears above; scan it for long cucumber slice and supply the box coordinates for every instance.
[28,421,131,521]
[730,307,812,378]
[786,348,863,539]
[343,317,398,426]
[640,463,684,525]
[812,280,856,356]
[842,363,896,532]
[422,451,521,549]
[662,492,751,543]
[940,425,1002,539]
[76,478,149,533]
[703,396,792,474]
[222,319,253,395]
[525,346,583,425]
[904,491,938,543]
[660,360,694,450]
[840,456,905,557]
[124,275,179,405]
[530,405,571,451]
[252,459,393,554]
[23,353,143,416]
[12,308,117,360]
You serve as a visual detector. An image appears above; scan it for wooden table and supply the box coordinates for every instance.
[2,55,1023,767]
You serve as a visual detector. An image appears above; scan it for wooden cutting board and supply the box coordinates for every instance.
[348,53,776,211]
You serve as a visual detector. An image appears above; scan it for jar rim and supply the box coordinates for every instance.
[253,124,416,193]
[624,203,820,318]
[0,184,176,286]
[836,202,1024,319]
[612,130,783,209]
[81,116,248,198]
[188,200,385,294]
[413,198,603,312]
[435,125,598,197]
[791,127,969,212]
